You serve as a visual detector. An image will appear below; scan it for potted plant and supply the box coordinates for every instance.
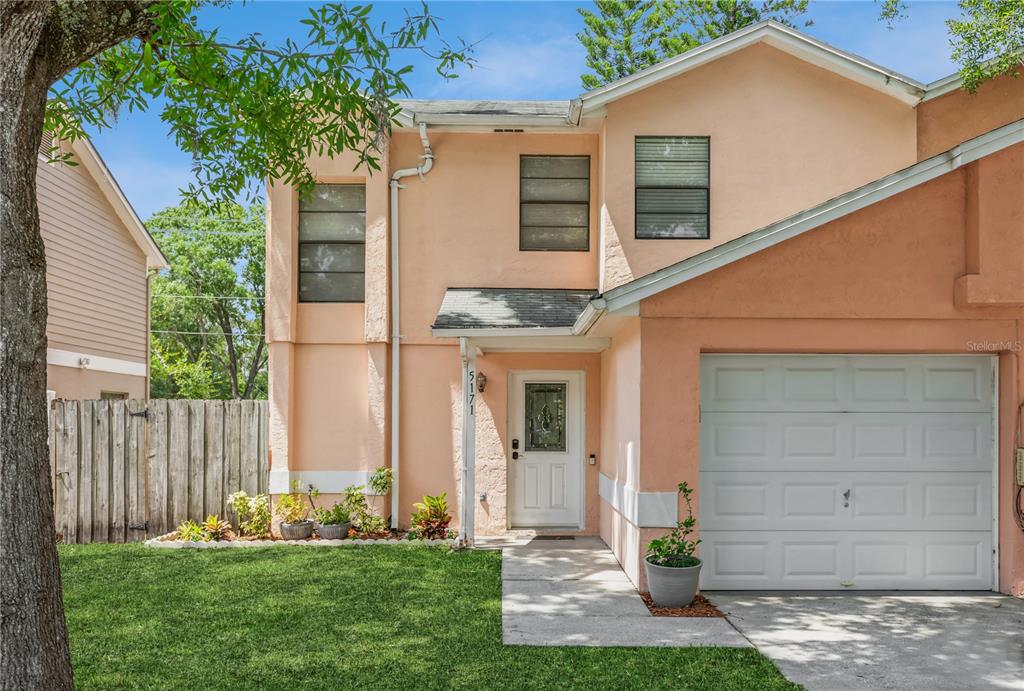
[314,502,351,539]
[644,481,703,607]
[274,481,317,540]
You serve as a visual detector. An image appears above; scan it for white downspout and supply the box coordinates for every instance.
[389,122,434,529]
[459,337,476,545]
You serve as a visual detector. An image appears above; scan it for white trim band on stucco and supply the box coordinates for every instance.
[598,473,677,528]
[269,470,373,495]
[47,348,146,377]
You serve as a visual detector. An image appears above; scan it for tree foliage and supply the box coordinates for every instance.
[948,0,1023,92]
[577,0,811,89]
[148,203,266,400]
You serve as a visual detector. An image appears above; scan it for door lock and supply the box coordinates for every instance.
[842,489,851,508]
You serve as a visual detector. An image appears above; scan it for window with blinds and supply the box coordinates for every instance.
[520,155,590,251]
[634,136,710,239]
[298,184,366,302]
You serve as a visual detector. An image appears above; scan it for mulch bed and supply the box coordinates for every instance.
[640,593,724,617]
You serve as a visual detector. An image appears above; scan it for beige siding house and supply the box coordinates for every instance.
[38,134,167,400]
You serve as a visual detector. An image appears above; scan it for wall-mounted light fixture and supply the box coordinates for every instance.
[477,372,488,393]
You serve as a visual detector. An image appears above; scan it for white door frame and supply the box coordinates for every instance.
[507,370,586,530]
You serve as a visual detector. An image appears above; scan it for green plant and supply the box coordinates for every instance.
[314,502,351,526]
[645,482,701,567]
[274,480,315,525]
[368,467,394,495]
[176,519,205,542]
[201,515,232,542]
[410,493,451,540]
[355,514,389,538]
[228,491,272,537]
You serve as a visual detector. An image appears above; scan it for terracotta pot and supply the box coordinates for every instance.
[644,557,703,607]
[279,520,314,540]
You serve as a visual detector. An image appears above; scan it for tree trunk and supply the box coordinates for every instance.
[0,4,74,689]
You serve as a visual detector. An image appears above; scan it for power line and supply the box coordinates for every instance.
[152,295,265,301]
[152,330,265,337]
[149,227,264,236]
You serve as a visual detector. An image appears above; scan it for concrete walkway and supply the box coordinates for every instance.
[499,536,749,647]
[709,591,1024,691]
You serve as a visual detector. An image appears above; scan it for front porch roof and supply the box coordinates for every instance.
[432,288,597,334]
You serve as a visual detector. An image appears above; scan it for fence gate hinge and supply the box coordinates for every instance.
[128,521,149,532]
[129,408,149,420]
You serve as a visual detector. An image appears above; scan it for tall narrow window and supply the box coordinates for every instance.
[520,155,590,251]
[298,184,366,302]
[635,136,709,239]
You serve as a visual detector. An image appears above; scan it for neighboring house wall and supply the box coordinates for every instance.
[917,71,1024,160]
[600,42,918,290]
[37,148,150,399]
[634,144,1024,593]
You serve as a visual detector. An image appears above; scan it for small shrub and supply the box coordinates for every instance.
[645,481,701,568]
[177,519,205,542]
[274,480,315,525]
[201,515,232,541]
[339,485,369,519]
[228,490,271,537]
[354,514,389,538]
[410,492,451,540]
[314,502,350,526]
[368,467,393,495]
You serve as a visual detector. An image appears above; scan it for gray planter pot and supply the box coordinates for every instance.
[644,557,703,607]
[316,522,350,540]
[279,520,314,540]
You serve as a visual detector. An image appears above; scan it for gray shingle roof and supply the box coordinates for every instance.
[432,288,597,331]
[397,100,569,119]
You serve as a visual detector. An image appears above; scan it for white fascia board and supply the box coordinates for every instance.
[407,113,574,128]
[47,348,147,377]
[70,137,169,269]
[470,335,610,353]
[923,71,965,102]
[430,326,575,338]
[600,118,1024,313]
[578,21,924,112]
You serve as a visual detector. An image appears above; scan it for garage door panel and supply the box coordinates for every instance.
[702,355,993,412]
[702,472,991,531]
[700,531,992,590]
[702,412,992,472]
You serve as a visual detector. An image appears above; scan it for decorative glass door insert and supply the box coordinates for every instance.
[524,383,567,452]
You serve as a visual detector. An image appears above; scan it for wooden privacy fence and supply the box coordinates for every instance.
[50,399,269,543]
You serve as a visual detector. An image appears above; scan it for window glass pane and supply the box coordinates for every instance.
[635,161,709,187]
[521,203,589,227]
[299,243,365,273]
[636,214,708,239]
[298,272,365,302]
[635,137,709,161]
[636,188,708,214]
[299,184,366,212]
[525,382,566,452]
[521,178,589,202]
[520,226,588,251]
[521,156,589,179]
[298,212,366,242]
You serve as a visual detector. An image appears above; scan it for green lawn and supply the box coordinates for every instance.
[59,545,796,690]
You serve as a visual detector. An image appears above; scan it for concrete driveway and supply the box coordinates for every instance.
[708,592,1024,690]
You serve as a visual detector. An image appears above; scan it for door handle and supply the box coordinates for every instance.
[842,489,850,508]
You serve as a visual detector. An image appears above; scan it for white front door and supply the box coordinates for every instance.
[699,355,996,590]
[509,371,584,528]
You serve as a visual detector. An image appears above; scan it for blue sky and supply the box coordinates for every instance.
[85,0,963,218]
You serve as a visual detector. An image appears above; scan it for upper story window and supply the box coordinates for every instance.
[635,136,709,239]
[519,155,590,251]
[298,184,365,303]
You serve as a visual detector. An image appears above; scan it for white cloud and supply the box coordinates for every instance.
[425,33,586,99]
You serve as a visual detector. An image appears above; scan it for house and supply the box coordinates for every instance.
[38,133,167,400]
[265,21,1024,594]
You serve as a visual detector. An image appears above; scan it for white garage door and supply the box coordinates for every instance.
[699,355,995,590]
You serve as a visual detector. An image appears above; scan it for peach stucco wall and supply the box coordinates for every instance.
[46,365,146,400]
[635,147,1024,594]
[388,130,600,344]
[917,71,1024,160]
[600,42,918,290]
